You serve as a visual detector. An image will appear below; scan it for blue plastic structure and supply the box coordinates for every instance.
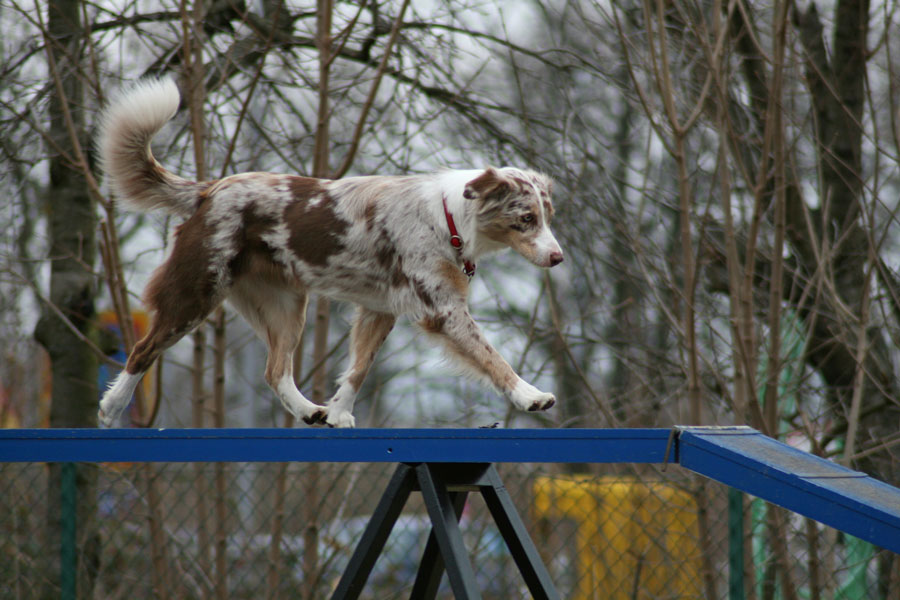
[0,427,672,463]
[677,426,900,554]
[2,425,899,556]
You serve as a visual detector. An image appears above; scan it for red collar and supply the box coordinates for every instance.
[442,195,476,278]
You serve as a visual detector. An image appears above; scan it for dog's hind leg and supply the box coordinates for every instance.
[325,308,395,428]
[230,284,326,424]
[98,288,218,427]
[100,211,228,427]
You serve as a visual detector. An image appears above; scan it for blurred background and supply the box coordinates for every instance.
[1,0,899,596]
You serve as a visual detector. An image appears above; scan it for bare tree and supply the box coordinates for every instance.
[5,0,900,595]
[466,0,900,474]
[451,0,900,594]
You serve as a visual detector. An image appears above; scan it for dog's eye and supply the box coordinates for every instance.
[520,214,535,224]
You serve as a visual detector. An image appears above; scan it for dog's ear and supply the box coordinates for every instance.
[463,168,510,201]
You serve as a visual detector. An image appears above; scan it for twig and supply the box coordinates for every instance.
[333,0,412,179]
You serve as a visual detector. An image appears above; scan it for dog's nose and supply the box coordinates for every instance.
[549,251,564,267]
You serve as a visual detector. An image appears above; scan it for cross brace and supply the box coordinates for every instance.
[330,462,560,600]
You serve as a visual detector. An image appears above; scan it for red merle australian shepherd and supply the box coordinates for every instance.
[97,78,564,428]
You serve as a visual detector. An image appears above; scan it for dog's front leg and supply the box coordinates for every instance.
[421,308,556,413]
[326,308,396,428]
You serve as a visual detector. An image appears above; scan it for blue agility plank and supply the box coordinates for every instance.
[677,426,900,554]
[5,425,900,554]
[0,428,673,464]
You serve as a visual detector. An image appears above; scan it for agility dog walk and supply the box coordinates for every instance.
[97,78,564,428]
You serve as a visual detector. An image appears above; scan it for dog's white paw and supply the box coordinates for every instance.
[99,371,144,428]
[508,379,556,412]
[325,408,356,428]
[97,407,118,428]
[98,393,127,428]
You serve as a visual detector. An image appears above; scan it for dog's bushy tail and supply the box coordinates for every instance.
[98,78,199,218]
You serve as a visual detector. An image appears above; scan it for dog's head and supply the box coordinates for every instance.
[464,167,564,268]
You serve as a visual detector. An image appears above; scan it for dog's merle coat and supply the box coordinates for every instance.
[97,78,564,428]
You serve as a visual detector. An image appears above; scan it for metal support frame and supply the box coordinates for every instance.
[331,463,559,600]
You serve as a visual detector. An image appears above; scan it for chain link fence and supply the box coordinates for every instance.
[2,460,897,599]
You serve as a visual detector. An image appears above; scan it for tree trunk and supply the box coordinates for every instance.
[725,0,900,481]
[790,0,900,480]
[33,0,100,596]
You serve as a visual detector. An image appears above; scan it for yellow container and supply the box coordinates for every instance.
[533,475,703,599]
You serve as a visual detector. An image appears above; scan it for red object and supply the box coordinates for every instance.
[442,195,476,277]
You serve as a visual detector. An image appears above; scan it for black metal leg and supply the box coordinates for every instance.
[481,465,560,600]
[330,462,558,600]
[409,490,468,599]
[330,463,416,600]
[416,463,483,600]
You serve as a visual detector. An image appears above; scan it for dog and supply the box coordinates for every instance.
[96,78,564,428]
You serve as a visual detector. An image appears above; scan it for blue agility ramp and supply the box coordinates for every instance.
[2,425,899,581]
[677,426,900,554]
